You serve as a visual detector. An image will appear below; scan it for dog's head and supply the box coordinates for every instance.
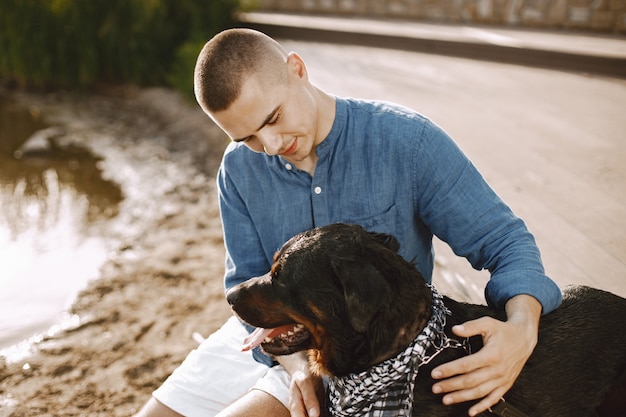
[226,223,432,376]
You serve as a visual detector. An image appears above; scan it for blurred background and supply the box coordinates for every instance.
[2,1,623,94]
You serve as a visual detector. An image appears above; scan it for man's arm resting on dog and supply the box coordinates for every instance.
[276,352,325,417]
[431,294,542,417]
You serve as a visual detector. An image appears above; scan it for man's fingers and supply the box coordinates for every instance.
[432,317,501,380]
[288,377,307,417]
[432,363,501,398]
[298,377,321,417]
[289,371,321,417]
[467,388,508,416]
[431,341,499,381]
[440,376,499,404]
[432,355,473,380]
[451,316,498,338]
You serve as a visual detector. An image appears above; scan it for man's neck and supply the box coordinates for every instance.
[295,89,335,176]
[295,157,317,176]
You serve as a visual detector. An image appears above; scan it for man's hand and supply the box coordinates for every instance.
[289,368,325,417]
[277,352,325,417]
[431,295,542,416]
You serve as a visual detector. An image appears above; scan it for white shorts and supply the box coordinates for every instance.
[152,316,291,417]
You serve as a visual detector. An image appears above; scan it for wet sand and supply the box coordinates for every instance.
[0,87,232,416]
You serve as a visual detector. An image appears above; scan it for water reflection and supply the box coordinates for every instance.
[0,97,123,349]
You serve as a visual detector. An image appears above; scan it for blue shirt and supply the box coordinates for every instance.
[217,97,562,365]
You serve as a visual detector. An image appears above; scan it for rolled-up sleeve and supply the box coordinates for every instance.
[413,120,562,313]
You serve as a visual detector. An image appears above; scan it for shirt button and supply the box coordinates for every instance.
[314,186,322,194]
[285,163,292,170]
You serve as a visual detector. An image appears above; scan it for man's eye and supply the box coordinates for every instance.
[268,113,281,125]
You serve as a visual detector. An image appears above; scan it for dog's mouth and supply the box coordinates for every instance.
[242,323,311,355]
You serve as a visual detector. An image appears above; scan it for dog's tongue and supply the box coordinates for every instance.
[242,328,272,351]
[241,325,294,352]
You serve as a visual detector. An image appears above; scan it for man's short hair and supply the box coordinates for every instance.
[194,28,288,114]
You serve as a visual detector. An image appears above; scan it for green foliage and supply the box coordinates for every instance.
[0,0,245,92]
[167,40,206,102]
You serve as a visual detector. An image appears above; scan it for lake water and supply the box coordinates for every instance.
[0,98,122,352]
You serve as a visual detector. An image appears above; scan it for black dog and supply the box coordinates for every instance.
[226,223,626,417]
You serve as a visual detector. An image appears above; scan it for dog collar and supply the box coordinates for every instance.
[327,285,466,417]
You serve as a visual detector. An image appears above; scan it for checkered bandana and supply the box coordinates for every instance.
[327,285,453,417]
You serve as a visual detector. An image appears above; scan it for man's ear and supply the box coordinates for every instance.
[286,52,308,80]
[331,258,390,333]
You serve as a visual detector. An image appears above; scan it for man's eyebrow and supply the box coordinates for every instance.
[232,105,280,143]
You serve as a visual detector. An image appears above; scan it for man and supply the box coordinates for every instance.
[135,28,562,417]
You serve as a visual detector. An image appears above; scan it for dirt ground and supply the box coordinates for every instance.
[0,87,234,417]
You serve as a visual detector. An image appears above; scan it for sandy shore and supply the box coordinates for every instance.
[0,87,233,417]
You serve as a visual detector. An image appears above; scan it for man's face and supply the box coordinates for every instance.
[209,56,321,168]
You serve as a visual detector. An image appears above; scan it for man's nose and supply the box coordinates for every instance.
[258,129,283,155]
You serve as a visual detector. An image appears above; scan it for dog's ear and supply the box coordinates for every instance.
[366,231,400,253]
[331,259,391,333]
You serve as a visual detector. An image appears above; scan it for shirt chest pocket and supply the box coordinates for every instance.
[340,202,404,244]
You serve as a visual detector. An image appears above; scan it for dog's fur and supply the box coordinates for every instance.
[227,223,626,417]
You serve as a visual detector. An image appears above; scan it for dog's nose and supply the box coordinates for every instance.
[225,287,240,307]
